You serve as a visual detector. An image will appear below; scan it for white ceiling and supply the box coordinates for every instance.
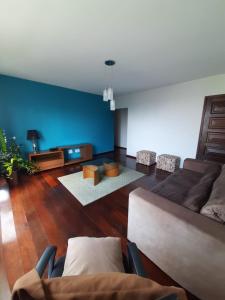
[0,0,225,96]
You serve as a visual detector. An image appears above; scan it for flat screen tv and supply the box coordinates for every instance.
[64,147,81,162]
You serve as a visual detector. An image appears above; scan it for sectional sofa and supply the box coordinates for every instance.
[128,159,225,300]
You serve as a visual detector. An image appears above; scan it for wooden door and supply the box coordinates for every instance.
[197,94,225,163]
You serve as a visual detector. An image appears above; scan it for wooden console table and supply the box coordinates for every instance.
[29,150,64,171]
[29,144,93,171]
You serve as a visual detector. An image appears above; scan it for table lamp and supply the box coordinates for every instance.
[27,130,39,153]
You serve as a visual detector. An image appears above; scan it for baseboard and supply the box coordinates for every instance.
[95,150,114,156]
[126,154,136,159]
[115,146,127,150]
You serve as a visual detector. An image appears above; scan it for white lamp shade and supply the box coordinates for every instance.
[107,87,113,101]
[103,89,108,101]
[110,99,115,111]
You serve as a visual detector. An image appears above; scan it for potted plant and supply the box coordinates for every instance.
[0,129,9,179]
[0,129,38,186]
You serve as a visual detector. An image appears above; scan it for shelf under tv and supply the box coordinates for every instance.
[58,144,93,166]
[64,157,88,166]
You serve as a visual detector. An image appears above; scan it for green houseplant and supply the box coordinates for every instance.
[0,129,9,177]
[0,129,38,185]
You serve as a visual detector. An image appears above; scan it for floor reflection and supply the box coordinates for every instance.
[1,210,16,243]
[0,189,10,202]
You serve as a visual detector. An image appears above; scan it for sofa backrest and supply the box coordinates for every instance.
[183,158,221,174]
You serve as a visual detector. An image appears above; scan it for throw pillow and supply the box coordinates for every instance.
[62,236,125,276]
[183,164,220,212]
[200,164,225,223]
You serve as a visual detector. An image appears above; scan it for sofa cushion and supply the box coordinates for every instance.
[62,237,124,276]
[183,164,221,212]
[200,165,225,223]
[152,169,202,205]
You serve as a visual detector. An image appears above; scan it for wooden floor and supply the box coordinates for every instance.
[0,148,197,299]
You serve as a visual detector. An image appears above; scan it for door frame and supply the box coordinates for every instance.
[196,94,225,160]
[114,108,128,149]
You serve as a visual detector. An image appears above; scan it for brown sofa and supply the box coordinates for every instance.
[127,159,225,300]
[152,158,223,219]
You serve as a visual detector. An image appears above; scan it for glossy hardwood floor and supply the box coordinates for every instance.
[0,148,197,299]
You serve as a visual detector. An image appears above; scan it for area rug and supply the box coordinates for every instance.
[58,165,144,206]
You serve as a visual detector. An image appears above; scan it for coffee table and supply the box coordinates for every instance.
[104,162,120,177]
[81,157,114,167]
[82,158,120,185]
[83,165,101,186]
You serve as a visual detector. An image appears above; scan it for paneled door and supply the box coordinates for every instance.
[197,94,225,163]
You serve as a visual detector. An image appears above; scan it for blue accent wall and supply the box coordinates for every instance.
[0,75,114,154]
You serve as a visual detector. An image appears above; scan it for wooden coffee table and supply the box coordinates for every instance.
[104,162,120,177]
[83,165,101,186]
[82,159,120,186]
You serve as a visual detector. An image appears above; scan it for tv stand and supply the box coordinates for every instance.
[29,144,93,171]
[29,150,64,171]
[58,144,93,165]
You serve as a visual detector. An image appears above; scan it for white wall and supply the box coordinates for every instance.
[115,108,128,148]
[116,74,225,165]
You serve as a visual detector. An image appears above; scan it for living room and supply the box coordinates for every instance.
[0,1,225,300]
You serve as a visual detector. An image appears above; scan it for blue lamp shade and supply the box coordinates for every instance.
[27,130,39,140]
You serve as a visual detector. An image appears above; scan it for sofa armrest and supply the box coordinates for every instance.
[128,187,225,300]
[183,158,211,174]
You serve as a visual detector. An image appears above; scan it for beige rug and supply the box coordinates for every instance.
[58,165,144,206]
